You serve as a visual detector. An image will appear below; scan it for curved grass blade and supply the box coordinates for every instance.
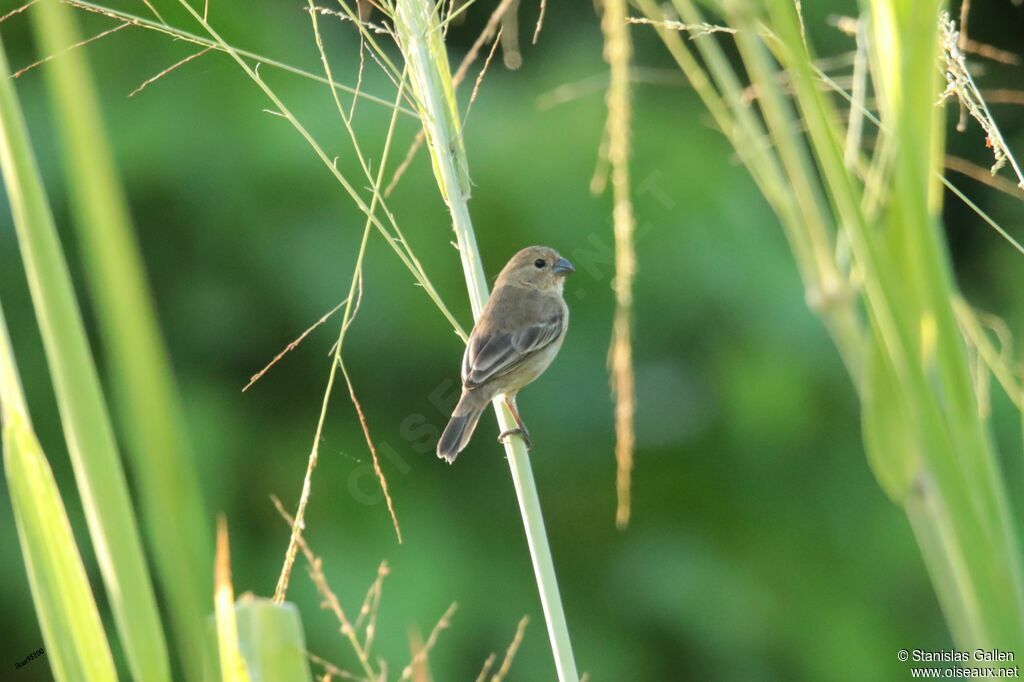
[0,303,118,682]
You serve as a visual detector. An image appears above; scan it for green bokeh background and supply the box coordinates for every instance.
[1,0,1023,679]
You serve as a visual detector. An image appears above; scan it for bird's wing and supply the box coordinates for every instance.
[461,287,566,390]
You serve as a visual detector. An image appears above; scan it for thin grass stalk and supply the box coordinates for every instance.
[807,65,1024,254]
[843,19,868,170]
[0,302,118,682]
[29,1,211,675]
[642,0,864,380]
[954,301,1022,409]
[271,497,379,680]
[272,2,413,606]
[691,0,865,380]
[723,4,836,290]
[64,0,416,116]
[163,0,467,609]
[171,0,465,338]
[599,0,637,531]
[273,67,410,603]
[0,32,171,682]
[390,0,579,678]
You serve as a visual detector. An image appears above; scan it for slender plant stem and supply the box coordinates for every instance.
[273,71,409,606]
[63,0,415,115]
[638,0,864,385]
[170,0,466,336]
[391,0,578,678]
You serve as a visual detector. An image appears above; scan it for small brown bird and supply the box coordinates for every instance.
[437,246,574,463]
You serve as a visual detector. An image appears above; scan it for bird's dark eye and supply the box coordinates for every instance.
[534,258,546,269]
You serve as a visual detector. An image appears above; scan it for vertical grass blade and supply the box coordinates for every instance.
[0,34,171,682]
[0,303,118,682]
[390,0,579,678]
[29,1,212,676]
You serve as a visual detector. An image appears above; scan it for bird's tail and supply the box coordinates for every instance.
[437,391,487,463]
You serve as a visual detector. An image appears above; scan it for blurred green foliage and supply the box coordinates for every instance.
[1,0,1024,680]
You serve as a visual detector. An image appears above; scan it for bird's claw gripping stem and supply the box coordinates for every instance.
[498,427,532,450]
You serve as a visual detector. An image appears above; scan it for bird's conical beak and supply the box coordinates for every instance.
[553,256,575,275]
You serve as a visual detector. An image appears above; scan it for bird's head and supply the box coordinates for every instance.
[496,246,575,293]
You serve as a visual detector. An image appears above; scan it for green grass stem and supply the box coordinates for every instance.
[390,0,579,677]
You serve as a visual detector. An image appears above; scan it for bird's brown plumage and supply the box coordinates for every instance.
[437,246,573,462]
